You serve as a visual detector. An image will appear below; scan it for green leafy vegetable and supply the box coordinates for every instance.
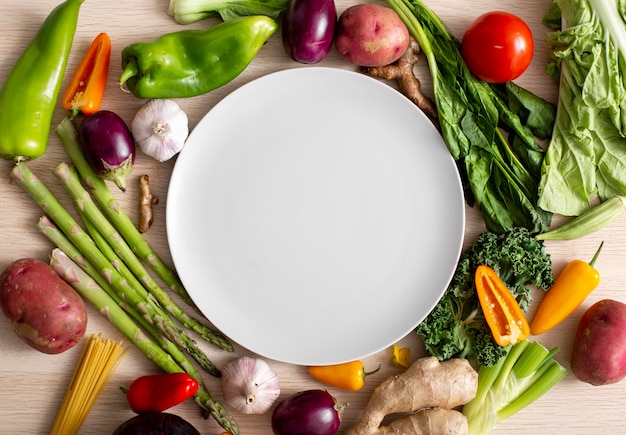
[416,228,554,367]
[538,0,626,216]
[167,0,289,24]
[387,0,555,234]
[462,340,567,435]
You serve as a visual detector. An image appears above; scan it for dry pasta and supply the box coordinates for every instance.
[50,333,128,435]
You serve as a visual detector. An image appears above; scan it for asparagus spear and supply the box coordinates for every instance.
[10,162,218,376]
[54,162,233,352]
[50,246,181,369]
[50,248,240,435]
[55,117,195,307]
[39,216,198,375]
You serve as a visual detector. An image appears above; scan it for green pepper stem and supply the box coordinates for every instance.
[589,241,604,268]
[118,59,139,89]
[363,362,382,379]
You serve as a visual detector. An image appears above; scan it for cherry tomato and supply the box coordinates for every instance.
[461,11,534,83]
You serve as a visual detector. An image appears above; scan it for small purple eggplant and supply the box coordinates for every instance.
[79,110,135,192]
[272,390,343,435]
[282,0,337,64]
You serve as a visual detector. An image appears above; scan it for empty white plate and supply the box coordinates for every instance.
[167,67,465,365]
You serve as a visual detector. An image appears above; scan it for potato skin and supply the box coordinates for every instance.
[335,4,409,67]
[571,299,626,386]
[0,258,87,354]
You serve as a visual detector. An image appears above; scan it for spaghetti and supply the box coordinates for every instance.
[50,333,128,435]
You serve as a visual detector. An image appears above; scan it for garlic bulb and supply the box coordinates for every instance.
[131,99,189,162]
[221,356,281,414]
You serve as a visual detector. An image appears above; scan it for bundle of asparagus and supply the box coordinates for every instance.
[9,117,239,435]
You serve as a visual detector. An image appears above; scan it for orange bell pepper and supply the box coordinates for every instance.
[62,32,111,117]
[475,265,530,347]
[530,242,603,335]
[307,360,380,391]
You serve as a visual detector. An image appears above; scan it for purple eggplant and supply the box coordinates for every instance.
[282,0,337,64]
[79,110,135,192]
[271,390,343,435]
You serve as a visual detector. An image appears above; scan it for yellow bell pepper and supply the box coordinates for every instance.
[307,360,380,391]
[390,344,411,368]
[530,242,603,335]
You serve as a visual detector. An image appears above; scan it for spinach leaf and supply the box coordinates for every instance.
[388,0,554,234]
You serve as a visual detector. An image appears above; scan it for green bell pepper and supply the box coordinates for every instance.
[118,15,277,99]
[0,0,83,162]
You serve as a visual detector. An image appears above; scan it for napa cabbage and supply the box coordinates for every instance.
[538,0,626,216]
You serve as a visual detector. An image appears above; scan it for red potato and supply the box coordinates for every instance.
[571,299,626,386]
[0,258,87,354]
[335,4,409,67]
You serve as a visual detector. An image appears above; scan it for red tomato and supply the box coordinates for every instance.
[461,11,534,83]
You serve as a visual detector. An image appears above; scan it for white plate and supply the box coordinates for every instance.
[167,67,465,365]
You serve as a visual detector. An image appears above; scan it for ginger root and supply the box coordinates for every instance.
[362,37,438,121]
[345,357,478,435]
[138,174,159,233]
[376,408,468,435]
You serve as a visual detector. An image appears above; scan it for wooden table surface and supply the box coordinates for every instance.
[1,0,625,434]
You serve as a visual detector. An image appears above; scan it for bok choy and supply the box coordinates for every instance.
[538,0,626,216]
[168,0,289,24]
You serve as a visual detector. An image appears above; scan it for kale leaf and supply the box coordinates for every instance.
[416,227,554,367]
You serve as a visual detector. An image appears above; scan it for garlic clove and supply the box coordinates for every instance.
[131,98,189,162]
[221,356,281,415]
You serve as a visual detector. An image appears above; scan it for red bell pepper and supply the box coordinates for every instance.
[62,32,111,117]
[125,373,199,413]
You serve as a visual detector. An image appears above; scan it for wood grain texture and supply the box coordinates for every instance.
[0,1,624,434]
